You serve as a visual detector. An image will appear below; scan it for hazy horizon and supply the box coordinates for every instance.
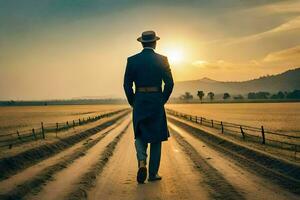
[1,0,300,100]
[1,67,299,101]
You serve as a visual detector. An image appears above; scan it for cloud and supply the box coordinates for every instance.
[255,0,300,14]
[219,0,300,46]
[263,45,300,62]
[191,59,262,70]
[191,44,300,79]
[192,60,208,67]
[192,60,223,69]
[226,16,300,45]
[192,44,300,72]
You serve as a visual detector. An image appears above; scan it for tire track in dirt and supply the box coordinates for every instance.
[0,110,130,181]
[168,117,300,195]
[87,125,210,200]
[0,116,130,200]
[26,118,131,200]
[0,117,125,195]
[65,122,131,200]
[170,127,246,200]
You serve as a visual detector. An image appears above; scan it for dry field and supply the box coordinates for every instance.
[0,105,128,135]
[0,109,299,200]
[166,102,300,136]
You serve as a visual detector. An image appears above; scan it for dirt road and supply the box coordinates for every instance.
[87,121,299,200]
[88,123,209,200]
[0,115,299,200]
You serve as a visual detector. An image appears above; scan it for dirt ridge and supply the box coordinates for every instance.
[65,122,130,200]
[170,126,245,200]
[0,110,130,180]
[168,117,300,194]
[0,118,129,200]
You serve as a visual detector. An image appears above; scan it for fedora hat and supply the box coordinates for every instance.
[137,31,160,43]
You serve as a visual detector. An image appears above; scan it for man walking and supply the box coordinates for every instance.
[123,31,174,184]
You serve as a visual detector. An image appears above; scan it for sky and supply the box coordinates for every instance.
[0,0,299,100]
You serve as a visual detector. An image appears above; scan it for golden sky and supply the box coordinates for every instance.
[0,0,299,100]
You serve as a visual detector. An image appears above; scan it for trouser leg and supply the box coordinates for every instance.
[149,141,161,177]
[134,137,148,167]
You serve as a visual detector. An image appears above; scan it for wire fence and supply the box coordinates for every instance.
[166,109,300,153]
[0,108,129,149]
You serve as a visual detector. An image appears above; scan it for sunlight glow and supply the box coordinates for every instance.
[163,48,184,65]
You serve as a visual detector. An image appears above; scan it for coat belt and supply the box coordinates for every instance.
[136,86,161,92]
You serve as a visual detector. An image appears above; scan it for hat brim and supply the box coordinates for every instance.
[137,36,160,43]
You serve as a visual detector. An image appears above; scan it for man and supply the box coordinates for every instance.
[123,31,174,184]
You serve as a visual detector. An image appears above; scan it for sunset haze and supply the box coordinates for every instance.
[0,0,299,100]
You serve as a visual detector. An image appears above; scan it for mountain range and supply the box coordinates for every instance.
[172,67,300,98]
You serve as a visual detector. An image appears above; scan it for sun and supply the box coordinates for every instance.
[163,48,184,65]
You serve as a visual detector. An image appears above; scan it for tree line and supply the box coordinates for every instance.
[248,90,300,99]
[179,90,300,102]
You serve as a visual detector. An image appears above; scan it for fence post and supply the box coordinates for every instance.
[73,120,75,128]
[240,126,245,139]
[56,123,58,138]
[79,119,81,125]
[261,126,265,144]
[66,121,69,128]
[17,130,21,141]
[32,128,37,140]
[221,121,224,133]
[295,145,297,161]
[195,116,198,123]
[200,117,202,125]
[211,120,214,128]
[41,122,45,139]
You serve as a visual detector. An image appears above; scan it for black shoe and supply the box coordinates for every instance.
[148,174,162,182]
[137,167,147,184]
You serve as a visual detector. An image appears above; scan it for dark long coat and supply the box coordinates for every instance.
[123,48,174,143]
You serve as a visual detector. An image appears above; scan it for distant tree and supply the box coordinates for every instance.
[270,94,278,99]
[223,93,230,100]
[284,91,289,97]
[247,92,270,99]
[180,92,193,101]
[256,92,270,99]
[286,90,300,99]
[248,92,256,99]
[277,91,285,99]
[233,95,244,100]
[197,91,205,103]
[207,92,214,101]
[6,100,16,106]
[271,91,285,99]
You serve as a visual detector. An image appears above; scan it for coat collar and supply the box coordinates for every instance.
[142,47,155,52]
[143,47,154,50]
